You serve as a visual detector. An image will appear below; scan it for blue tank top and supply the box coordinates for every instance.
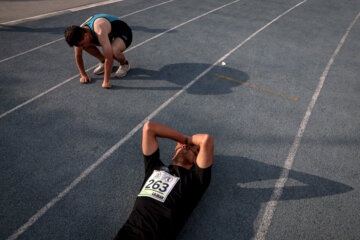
[83,14,120,42]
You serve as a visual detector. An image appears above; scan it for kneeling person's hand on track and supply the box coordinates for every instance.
[80,75,92,83]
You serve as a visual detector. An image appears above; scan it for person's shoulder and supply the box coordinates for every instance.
[193,163,212,177]
[195,162,212,170]
[144,148,160,159]
[144,148,165,174]
[94,18,107,28]
[144,148,162,166]
[93,17,111,32]
[193,163,212,187]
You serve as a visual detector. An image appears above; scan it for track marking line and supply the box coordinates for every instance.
[0,0,174,64]
[214,73,299,101]
[0,38,63,64]
[119,0,174,19]
[0,0,125,25]
[124,0,242,52]
[0,10,71,26]
[253,10,360,240]
[5,2,307,239]
[68,0,125,12]
[0,0,241,119]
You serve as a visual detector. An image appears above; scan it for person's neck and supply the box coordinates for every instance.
[84,27,94,40]
[172,161,193,170]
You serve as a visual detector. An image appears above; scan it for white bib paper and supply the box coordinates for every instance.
[138,170,179,203]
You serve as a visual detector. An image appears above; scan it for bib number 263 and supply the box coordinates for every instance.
[145,180,169,192]
[138,170,179,203]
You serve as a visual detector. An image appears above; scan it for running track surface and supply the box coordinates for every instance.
[1,0,359,239]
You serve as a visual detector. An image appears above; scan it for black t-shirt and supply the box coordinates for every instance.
[115,148,212,240]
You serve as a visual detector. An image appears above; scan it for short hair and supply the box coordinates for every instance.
[64,26,86,47]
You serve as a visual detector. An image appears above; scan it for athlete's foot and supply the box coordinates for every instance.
[114,60,130,78]
[93,62,105,75]
[102,82,112,89]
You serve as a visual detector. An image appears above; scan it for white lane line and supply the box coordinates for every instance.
[118,0,174,19]
[125,0,242,52]
[0,0,174,64]
[0,0,125,25]
[0,74,80,119]
[5,2,306,239]
[254,10,360,240]
[0,0,240,119]
[68,0,125,12]
[0,38,64,64]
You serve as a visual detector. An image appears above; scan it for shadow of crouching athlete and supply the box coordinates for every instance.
[123,62,249,95]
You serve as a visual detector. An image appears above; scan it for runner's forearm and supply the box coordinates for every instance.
[74,49,87,76]
[104,57,113,83]
[145,121,188,144]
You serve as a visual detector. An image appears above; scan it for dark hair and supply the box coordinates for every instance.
[64,26,86,47]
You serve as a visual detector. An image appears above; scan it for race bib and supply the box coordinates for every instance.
[138,170,179,203]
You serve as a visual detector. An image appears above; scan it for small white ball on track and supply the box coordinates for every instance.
[221,61,226,66]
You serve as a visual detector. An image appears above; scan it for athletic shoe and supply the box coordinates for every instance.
[93,62,104,75]
[114,60,130,78]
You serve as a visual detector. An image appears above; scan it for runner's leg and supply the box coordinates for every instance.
[111,37,127,64]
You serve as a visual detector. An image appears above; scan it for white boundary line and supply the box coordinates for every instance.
[0,38,64,64]
[119,0,174,19]
[0,0,125,25]
[0,0,175,64]
[5,2,306,239]
[0,0,240,119]
[253,10,360,240]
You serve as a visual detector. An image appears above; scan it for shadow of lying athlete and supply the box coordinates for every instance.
[119,62,249,95]
[177,155,353,240]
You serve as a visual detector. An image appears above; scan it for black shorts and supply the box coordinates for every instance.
[109,20,132,48]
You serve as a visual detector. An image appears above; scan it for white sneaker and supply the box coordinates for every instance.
[93,62,104,75]
[114,61,130,78]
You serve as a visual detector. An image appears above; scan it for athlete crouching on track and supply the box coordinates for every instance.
[114,121,214,240]
[64,14,132,89]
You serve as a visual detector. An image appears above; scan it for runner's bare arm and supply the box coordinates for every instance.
[74,46,91,83]
[142,121,189,156]
[189,134,214,168]
[94,19,113,88]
